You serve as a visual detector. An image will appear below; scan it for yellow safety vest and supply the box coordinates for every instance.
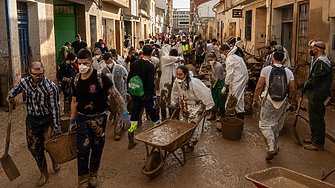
[182,45,189,52]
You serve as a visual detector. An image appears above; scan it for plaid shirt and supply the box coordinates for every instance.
[263,52,274,67]
[8,76,61,128]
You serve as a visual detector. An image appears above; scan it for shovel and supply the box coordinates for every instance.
[1,103,20,181]
[293,91,303,146]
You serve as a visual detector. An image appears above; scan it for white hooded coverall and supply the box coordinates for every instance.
[101,62,128,134]
[171,76,214,147]
[225,47,249,113]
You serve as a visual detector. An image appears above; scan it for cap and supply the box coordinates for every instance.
[274,45,283,51]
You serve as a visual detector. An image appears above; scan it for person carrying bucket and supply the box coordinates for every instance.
[171,65,214,153]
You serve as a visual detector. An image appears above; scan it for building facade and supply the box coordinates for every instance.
[1,0,127,106]
[173,10,190,34]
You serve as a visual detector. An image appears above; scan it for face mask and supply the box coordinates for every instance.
[107,61,114,69]
[309,49,314,56]
[209,60,215,65]
[176,77,185,84]
[182,40,186,42]
[79,64,90,74]
[221,54,226,59]
[95,55,100,60]
[70,60,75,64]
[171,42,176,46]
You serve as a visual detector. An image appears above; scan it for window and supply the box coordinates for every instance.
[245,10,252,41]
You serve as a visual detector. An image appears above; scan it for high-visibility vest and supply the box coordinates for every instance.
[182,45,189,53]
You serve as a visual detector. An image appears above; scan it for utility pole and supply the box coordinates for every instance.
[190,0,194,33]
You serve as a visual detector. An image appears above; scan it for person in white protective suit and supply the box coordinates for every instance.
[171,65,214,153]
[159,49,185,120]
[100,52,128,141]
[170,35,184,58]
[220,44,249,120]
[161,39,171,57]
[252,51,296,161]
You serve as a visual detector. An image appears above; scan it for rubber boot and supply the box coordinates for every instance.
[37,166,49,187]
[128,132,137,149]
[236,112,245,120]
[77,174,89,188]
[207,110,216,120]
[89,171,98,188]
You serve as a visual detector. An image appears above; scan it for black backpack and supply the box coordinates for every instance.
[268,65,288,101]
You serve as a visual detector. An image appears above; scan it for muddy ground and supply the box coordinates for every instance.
[1,104,335,188]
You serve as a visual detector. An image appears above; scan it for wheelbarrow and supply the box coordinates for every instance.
[245,167,335,188]
[135,112,206,179]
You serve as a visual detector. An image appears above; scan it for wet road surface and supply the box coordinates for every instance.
[1,106,335,188]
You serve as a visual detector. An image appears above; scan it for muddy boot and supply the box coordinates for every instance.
[303,138,312,144]
[89,171,98,188]
[77,174,89,188]
[236,112,245,120]
[37,166,49,187]
[49,153,61,172]
[304,143,324,151]
[207,110,216,120]
[185,146,194,153]
[115,134,121,141]
[128,132,137,149]
[265,148,278,161]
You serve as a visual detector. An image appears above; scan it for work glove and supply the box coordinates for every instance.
[62,77,72,83]
[298,83,305,90]
[68,120,76,131]
[153,97,159,110]
[252,99,259,111]
[6,94,14,103]
[289,103,297,112]
[122,113,131,130]
[53,126,62,135]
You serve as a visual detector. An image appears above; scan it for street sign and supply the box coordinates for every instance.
[232,9,242,18]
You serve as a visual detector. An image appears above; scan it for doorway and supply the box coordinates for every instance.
[115,20,121,55]
[229,22,236,37]
[281,23,293,55]
[90,15,97,48]
[54,5,76,61]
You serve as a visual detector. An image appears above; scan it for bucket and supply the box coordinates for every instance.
[221,117,244,141]
[44,131,77,164]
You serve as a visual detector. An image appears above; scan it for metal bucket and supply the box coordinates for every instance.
[221,117,244,141]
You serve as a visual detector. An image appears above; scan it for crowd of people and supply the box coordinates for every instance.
[5,31,335,187]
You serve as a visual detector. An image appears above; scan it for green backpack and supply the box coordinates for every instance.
[128,75,144,97]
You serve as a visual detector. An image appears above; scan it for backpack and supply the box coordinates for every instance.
[124,39,129,48]
[268,65,288,101]
[128,75,144,97]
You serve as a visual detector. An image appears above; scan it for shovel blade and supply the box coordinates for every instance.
[0,154,20,182]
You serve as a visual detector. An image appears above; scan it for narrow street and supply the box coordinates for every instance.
[1,104,335,188]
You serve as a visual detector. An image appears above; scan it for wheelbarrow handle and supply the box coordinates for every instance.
[5,103,13,155]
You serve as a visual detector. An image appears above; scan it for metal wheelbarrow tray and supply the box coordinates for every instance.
[245,167,335,188]
[135,119,198,179]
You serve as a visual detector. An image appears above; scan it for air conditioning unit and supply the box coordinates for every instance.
[257,33,266,43]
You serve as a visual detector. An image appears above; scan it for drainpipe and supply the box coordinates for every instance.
[267,0,272,45]
[5,0,13,87]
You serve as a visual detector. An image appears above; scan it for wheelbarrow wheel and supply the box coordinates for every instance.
[144,151,163,179]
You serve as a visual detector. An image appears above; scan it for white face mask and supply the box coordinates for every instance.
[79,64,90,74]
[209,60,215,65]
[221,54,226,59]
[176,77,185,84]
[171,42,176,46]
[95,55,100,60]
[107,62,114,69]
[182,40,186,42]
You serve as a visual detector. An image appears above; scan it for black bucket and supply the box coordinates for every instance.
[221,117,244,141]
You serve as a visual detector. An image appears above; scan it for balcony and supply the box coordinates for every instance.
[102,0,129,8]
[233,0,256,6]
